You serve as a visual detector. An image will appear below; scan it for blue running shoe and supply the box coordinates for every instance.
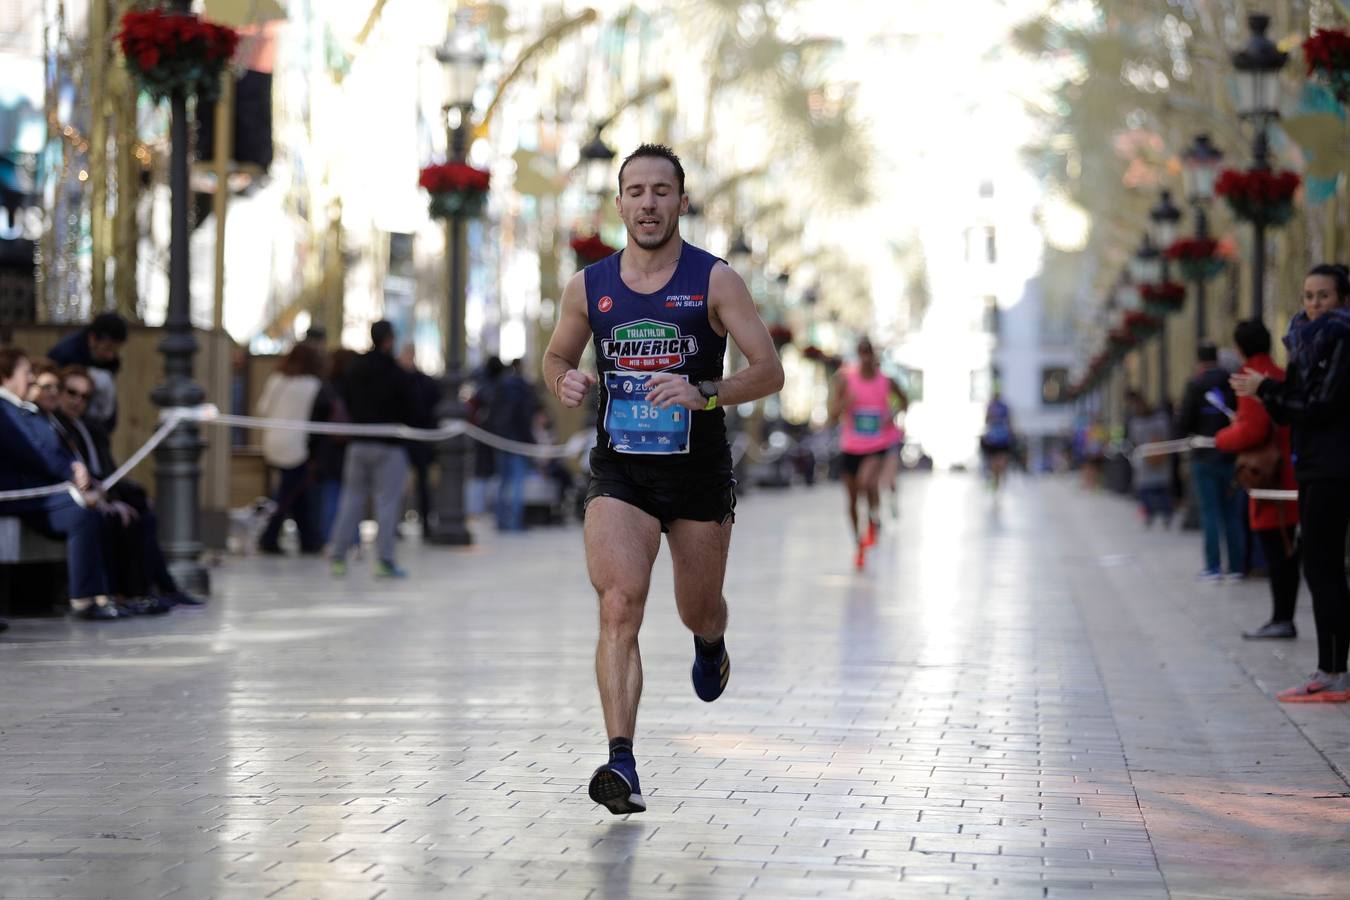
[588,756,646,815]
[691,637,730,702]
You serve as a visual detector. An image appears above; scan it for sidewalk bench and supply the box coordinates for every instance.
[0,517,68,617]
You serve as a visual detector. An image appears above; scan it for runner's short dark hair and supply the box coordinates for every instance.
[1233,320,1271,358]
[1196,340,1218,363]
[90,312,128,342]
[618,143,685,195]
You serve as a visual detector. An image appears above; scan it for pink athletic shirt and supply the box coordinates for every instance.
[839,366,901,454]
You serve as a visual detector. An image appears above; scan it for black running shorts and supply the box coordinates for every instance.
[840,449,888,477]
[585,450,736,533]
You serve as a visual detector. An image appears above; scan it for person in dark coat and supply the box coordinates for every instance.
[0,347,115,620]
[47,312,127,433]
[1234,263,1350,702]
[1175,341,1245,581]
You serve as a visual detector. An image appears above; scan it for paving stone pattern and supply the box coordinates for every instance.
[0,473,1346,899]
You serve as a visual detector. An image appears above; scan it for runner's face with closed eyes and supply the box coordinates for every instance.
[617,157,688,251]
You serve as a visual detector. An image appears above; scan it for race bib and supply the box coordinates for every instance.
[604,372,692,455]
[851,408,884,437]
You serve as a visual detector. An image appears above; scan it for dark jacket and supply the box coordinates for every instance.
[1257,311,1350,482]
[483,373,539,446]
[1175,366,1236,463]
[338,349,424,442]
[48,328,121,431]
[0,395,76,494]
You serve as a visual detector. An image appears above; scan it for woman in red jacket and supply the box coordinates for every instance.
[1215,320,1301,639]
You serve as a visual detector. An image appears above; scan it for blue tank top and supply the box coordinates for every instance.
[584,241,728,464]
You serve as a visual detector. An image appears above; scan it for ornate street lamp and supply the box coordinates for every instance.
[1149,190,1181,406]
[427,11,486,547]
[1231,13,1288,322]
[1182,135,1223,342]
[152,0,208,594]
[579,127,617,198]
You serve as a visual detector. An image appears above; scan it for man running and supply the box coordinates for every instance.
[828,338,906,570]
[543,143,784,815]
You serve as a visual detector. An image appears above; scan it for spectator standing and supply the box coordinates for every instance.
[0,347,115,620]
[485,360,540,532]
[1126,390,1173,528]
[47,312,127,433]
[328,321,420,578]
[256,344,326,555]
[398,344,441,531]
[1216,320,1301,640]
[315,348,357,546]
[469,356,505,515]
[1234,264,1350,701]
[1176,341,1245,581]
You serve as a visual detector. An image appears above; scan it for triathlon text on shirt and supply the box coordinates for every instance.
[601,319,699,371]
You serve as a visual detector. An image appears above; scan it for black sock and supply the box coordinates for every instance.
[609,737,633,760]
[695,634,725,661]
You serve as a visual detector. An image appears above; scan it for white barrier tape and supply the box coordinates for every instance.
[1130,436,1213,462]
[0,410,189,505]
[1249,488,1299,501]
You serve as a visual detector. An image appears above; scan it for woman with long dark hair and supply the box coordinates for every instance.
[1233,264,1350,702]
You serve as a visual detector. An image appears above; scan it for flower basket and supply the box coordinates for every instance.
[768,324,793,351]
[1166,237,1228,283]
[1124,310,1162,341]
[117,9,239,103]
[1140,281,1186,316]
[1304,28,1350,103]
[1215,168,1301,227]
[419,162,491,220]
[569,232,617,267]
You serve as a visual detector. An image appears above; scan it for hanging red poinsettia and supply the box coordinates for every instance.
[117,8,239,102]
[1141,281,1186,316]
[1124,310,1163,340]
[1215,169,1301,227]
[569,232,617,266]
[419,162,491,219]
[767,323,793,350]
[1303,28,1350,102]
[1166,237,1228,283]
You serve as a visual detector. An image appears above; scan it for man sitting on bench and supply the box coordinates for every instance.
[0,346,117,620]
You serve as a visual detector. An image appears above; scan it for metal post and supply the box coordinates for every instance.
[427,108,473,546]
[1194,204,1208,343]
[1158,256,1171,409]
[1250,127,1270,324]
[151,23,209,593]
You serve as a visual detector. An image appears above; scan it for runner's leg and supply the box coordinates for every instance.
[858,453,883,540]
[668,517,732,642]
[585,497,661,741]
[842,471,861,539]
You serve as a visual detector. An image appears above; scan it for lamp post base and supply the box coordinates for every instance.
[426,370,474,547]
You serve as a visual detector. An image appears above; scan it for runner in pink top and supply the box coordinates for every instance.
[828,337,907,570]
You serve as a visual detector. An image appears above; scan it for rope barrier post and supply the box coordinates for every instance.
[426,108,474,548]
[150,8,210,596]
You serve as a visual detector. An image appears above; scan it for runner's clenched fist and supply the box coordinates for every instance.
[556,369,597,408]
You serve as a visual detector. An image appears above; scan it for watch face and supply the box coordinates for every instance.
[699,381,717,398]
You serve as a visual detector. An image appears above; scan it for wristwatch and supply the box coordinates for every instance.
[698,380,719,411]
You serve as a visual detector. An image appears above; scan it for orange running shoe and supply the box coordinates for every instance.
[861,519,878,548]
[1276,672,1349,703]
[854,544,866,571]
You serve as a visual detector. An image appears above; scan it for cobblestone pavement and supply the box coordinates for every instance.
[1,472,1347,899]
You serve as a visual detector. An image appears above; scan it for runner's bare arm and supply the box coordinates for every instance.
[704,263,784,406]
[889,378,909,412]
[647,263,785,410]
[543,272,597,408]
[827,373,848,426]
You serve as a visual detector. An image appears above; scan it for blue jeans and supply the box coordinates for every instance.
[495,451,529,532]
[4,493,109,599]
[1137,486,1173,523]
[1191,458,1246,574]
